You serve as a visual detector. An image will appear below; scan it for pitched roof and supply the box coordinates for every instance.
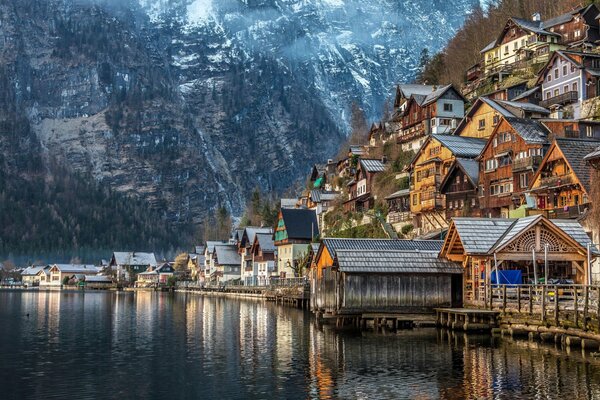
[280,198,298,209]
[21,266,48,276]
[205,241,228,254]
[553,220,599,254]
[497,100,550,115]
[450,218,517,254]
[493,215,541,250]
[422,84,464,106]
[321,238,444,258]
[398,84,437,98]
[454,97,514,136]
[480,39,496,53]
[335,250,463,274]
[511,86,540,102]
[510,17,561,37]
[52,264,100,273]
[310,190,340,203]
[506,117,548,144]
[440,158,480,193]
[432,134,486,158]
[280,208,319,240]
[553,138,600,193]
[584,145,600,162]
[360,159,386,173]
[349,145,365,156]
[385,188,411,200]
[85,275,113,282]
[214,244,241,266]
[112,252,157,266]
[242,227,273,248]
[255,233,276,252]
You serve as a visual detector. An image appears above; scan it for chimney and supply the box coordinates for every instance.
[381,155,388,164]
[532,12,541,22]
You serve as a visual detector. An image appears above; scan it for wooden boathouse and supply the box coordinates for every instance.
[311,239,463,327]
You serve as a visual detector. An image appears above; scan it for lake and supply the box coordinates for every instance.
[1,290,600,399]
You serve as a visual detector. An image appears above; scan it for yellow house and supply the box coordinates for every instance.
[482,17,563,77]
[409,135,486,235]
[528,138,597,218]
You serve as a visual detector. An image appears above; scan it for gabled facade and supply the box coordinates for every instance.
[537,50,600,118]
[477,118,549,217]
[541,119,600,140]
[409,134,486,235]
[455,97,515,140]
[249,233,277,286]
[439,158,481,221]
[48,264,100,286]
[109,252,157,282]
[528,138,598,218]
[398,85,466,152]
[136,263,175,287]
[238,227,273,282]
[274,208,319,278]
[343,158,386,212]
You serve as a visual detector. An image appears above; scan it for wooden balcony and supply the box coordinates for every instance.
[512,156,543,172]
[527,203,591,219]
[387,211,412,224]
[416,174,441,187]
[539,174,574,189]
[540,91,578,109]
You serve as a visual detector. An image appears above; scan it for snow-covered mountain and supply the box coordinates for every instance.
[0,0,478,242]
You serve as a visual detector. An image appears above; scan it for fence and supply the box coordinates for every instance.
[485,284,600,329]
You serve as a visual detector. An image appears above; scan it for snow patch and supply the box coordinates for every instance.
[187,0,214,26]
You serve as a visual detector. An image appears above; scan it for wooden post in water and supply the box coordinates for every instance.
[541,285,546,323]
[554,285,559,326]
[517,286,521,313]
[529,286,533,315]
[584,286,589,331]
[574,288,579,327]
[502,285,507,313]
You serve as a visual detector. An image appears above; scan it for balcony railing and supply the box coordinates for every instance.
[512,155,543,172]
[540,91,578,109]
[539,174,574,188]
[527,203,591,219]
[387,211,412,224]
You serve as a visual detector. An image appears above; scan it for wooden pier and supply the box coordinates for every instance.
[435,308,500,331]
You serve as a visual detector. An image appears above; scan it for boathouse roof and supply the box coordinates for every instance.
[335,250,462,274]
[321,238,444,256]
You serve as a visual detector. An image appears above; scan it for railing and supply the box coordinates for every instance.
[528,203,591,219]
[539,174,574,188]
[269,277,309,288]
[483,284,600,329]
[512,155,543,172]
[540,91,578,108]
[387,211,412,224]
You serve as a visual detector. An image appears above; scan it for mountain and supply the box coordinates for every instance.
[0,0,478,256]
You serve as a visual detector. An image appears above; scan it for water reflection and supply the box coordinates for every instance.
[2,291,600,399]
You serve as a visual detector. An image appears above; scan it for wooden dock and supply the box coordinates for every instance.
[318,312,437,330]
[435,308,500,331]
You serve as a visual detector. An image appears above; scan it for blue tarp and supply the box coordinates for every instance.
[488,269,522,285]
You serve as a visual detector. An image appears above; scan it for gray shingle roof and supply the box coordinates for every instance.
[511,86,540,102]
[242,227,273,248]
[497,100,550,115]
[555,138,600,193]
[494,215,540,250]
[280,208,319,240]
[553,220,599,254]
[398,84,436,98]
[112,252,157,266]
[360,159,386,173]
[385,188,411,200]
[205,241,228,254]
[280,198,298,209]
[451,218,517,254]
[21,266,48,276]
[480,39,496,53]
[432,134,486,158]
[584,145,600,162]
[214,245,241,266]
[322,238,444,257]
[53,264,100,273]
[255,233,276,252]
[506,117,548,144]
[455,158,480,186]
[335,250,463,274]
[422,84,457,106]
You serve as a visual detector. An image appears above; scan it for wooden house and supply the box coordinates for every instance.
[250,233,277,286]
[454,97,514,140]
[511,86,543,104]
[584,144,600,168]
[136,263,175,287]
[343,158,386,212]
[477,117,549,218]
[537,50,600,119]
[238,227,273,282]
[274,208,319,278]
[409,134,486,235]
[385,189,411,226]
[310,238,460,315]
[541,119,600,140]
[109,251,157,282]
[527,138,598,218]
[439,158,482,220]
[440,216,598,305]
[398,85,466,152]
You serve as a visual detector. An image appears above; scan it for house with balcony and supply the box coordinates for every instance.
[540,119,600,140]
[527,138,598,219]
[409,134,486,235]
[385,189,411,229]
[249,233,277,286]
[274,208,319,278]
[439,158,482,221]
[537,50,600,119]
[238,227,273,282]
[477,117,550,218]
[397,85,466,152]
[343,158,386,213]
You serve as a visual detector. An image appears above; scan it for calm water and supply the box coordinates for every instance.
[2,291,600,400]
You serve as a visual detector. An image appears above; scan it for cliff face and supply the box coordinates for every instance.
[0,0,476,252]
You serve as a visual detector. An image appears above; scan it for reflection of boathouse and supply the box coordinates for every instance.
[440,215,598,305]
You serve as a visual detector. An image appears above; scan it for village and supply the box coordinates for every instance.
[4,5,600,345]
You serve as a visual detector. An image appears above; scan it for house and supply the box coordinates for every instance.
[213,244,241,283]
[385,189,411,228]
[280,198,299,209]
[307,189,339,235]
[483,82,530,102]
[409,134,486,235]
[511,86,543,104]
[439,158,482,221]
[541,119,600,140]
[187,253,205,281]
[584,145,600,282]
[343,158,386,212]
[37,267,51,286]
[440,216,598,305]
[389,84,438,141]
[584,144,600,167]
[238,227,273,282]
[136,263,176,287]
[310,238,461,315]
[527,138,598,218]
[537,50,600,119]
[249,233,277,286]
[203,241,227,278]
[47,264,100,286]
[109,252,157,282]
[21,265,49,286]
[274,208,319,278]
[477,117,549,218]
[398,85,466,152]
[84,275,114,289]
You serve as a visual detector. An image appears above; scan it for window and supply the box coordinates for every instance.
[498,154,512,167]
[455,176,461,184]
[460,199,464,209]
[560,24,564,30]
[485,158,498,171]
[443,103,453,112]
[412,194,418,206]
[519,173,528,189]
[463,175,468,184]
[587,126,593,138]
[563,65,568,76]
[593,59,600,69]
[573,82,578,92]
[571,64,576,73]
[545,92,551,99]
[547,74,552,82]
[575,30,581,38]
[554,69,559,79]
[431,118,436,127]
[471,198,476,207]
[564,85,569,93]
[493,137,498,147]
[478,119,486,130]
[513,42,518,50]
[493,114,500,126]
[554,89,559,97]
[505,45,509,54]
